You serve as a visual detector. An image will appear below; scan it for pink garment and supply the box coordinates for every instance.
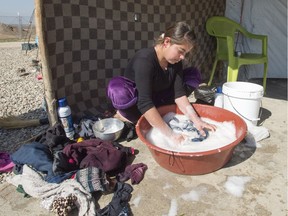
[0,152,14,172]
[117,163,148,184]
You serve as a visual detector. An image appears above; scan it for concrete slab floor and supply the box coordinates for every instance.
[0,78,287,216]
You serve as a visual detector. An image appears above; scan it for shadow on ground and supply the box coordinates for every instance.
[224,139,257,168]
[0,108,48,153]
[249,78,287,101]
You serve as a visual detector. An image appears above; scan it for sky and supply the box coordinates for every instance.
[0,0,35,16]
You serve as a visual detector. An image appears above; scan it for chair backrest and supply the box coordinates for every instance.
[206,16,245,37]
[206,16,250,61]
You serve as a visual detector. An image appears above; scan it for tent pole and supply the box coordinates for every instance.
[34,0,58,126]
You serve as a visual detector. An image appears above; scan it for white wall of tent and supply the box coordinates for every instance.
[225,0,287,79]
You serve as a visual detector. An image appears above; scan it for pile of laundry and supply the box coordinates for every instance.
[2,122,147,216]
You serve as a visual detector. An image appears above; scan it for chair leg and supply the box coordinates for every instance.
[208,59,218,86]
[263,62,268,94]
[227,66,239,82]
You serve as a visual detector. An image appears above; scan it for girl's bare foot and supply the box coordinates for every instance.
[113,110,132,123]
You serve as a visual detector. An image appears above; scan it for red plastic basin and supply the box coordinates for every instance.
[136,104,247,175]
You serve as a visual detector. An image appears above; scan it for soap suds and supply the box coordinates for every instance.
[163,183,173,190]
[224,176,251,197]
[131,195,142,207]
[163,199,178,216]
[180,186,207,201]
[146,113,237,152]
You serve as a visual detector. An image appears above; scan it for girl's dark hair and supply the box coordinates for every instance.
[155,21,196,46]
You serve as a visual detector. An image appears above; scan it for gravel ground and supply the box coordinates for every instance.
[0,42,49,154]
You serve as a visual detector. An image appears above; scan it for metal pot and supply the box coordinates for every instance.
[92,118,124,141]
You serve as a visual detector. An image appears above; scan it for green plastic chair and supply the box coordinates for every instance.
[206,16,268,92]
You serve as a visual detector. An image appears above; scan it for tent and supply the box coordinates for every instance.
[35,0,287,125]
[225,0,287,80]
[35,0,226,125]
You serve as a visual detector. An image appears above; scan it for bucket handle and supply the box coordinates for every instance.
[224,93,262,122]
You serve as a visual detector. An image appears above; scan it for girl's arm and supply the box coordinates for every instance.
[143,106,186,144]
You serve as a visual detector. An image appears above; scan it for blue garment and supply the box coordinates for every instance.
[11,142,74,183]
[46,171,76,183]
[168,116,209,142]
[11,142,54,176]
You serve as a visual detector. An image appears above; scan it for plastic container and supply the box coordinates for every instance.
[222,82,264,126]
[58,97,75,140]
[214,86,224,108]
[136,104,247,175]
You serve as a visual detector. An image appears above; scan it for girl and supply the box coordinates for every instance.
[108,21,216,144]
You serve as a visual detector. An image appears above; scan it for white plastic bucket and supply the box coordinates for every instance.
[222,82,264,126]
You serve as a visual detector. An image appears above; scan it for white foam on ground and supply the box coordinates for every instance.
[180,190,200,201]
[180,186,207,201]
[224,176,252,197]
[146,113,237,152]
[131,195,142,207]
[163,198,178,216]
[163,183,173,190]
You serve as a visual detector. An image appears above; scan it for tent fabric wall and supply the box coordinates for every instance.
[225,0,287,80]
[35,0,225,125]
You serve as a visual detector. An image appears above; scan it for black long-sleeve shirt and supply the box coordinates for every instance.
[124,47,186,114]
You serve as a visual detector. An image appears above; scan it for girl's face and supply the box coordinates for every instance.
[163,37,192,64]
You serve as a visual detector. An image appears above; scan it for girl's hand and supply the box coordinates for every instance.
[194,119,217,136]
[169,132,187,145]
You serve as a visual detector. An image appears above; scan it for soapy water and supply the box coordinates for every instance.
[146,112,237,152]
[98,124,121,134]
